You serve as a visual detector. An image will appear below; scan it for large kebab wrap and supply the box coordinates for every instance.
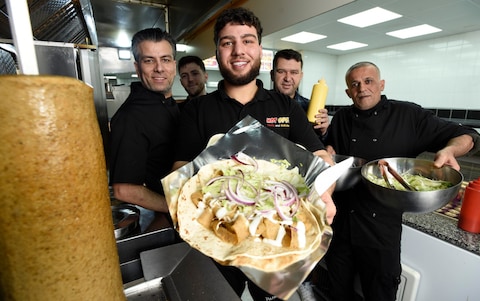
[161,116,332,299]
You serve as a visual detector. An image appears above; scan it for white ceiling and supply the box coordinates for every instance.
[260,0,480,55]
[96,0,480,74]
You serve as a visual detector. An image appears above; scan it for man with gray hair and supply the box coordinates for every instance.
[109,28,179,214]
[324,61,479,301]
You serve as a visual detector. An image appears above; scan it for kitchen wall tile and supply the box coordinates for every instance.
[467,110,480,120]
[437,109,451,118]
[451,109,467,119]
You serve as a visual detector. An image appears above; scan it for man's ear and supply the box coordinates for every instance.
[134,61,140,78]
[345,89,351,98]
[270,69,274,82]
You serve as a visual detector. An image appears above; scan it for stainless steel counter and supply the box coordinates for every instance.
[121,241,241,301]
[115,211,241,301]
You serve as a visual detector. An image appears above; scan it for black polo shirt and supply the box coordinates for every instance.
[174,79,325,162]
[109,82,180,194]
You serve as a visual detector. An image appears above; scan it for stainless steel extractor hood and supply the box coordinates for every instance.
[0,0,234,48]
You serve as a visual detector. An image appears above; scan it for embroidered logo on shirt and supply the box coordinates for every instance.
[265,116,290,128]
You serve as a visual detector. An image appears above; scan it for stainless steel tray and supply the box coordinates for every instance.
[124,278,167,301]
[123,242,241,301]
[112,204,140,239]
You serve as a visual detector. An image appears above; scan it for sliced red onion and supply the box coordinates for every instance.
[205,175,241,186]
[281,180,298,196]
[265,180,300,208]
[265,180,301,221]
[203,157,302,222]
[234,176,258,197]
[225,178,256,206]
[231,151,258,170]
[273,192,292,221]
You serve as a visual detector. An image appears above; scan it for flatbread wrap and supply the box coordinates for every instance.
[176,153,323,272]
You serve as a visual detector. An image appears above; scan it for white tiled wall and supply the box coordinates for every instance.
[299,30,480,110]
[299,51,339,106]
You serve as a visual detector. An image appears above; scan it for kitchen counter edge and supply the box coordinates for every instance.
[402,212,480,256]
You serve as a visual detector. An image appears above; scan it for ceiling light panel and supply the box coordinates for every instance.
[386,24,442,39]
[338,7,402,28]
[327,41,368,51]
[281,31,327,44]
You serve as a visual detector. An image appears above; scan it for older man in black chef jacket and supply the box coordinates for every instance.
[323,61,479,301]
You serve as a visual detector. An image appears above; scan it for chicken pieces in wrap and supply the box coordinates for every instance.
[176,153,323,272]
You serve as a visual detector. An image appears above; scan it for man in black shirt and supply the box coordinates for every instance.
[172,7,336,301]
[109,28,179,212]
[324,61,479,301]
[172,8,335,221]
[271,49,310,111]
[271,49,329,140]
[176,55,208,109]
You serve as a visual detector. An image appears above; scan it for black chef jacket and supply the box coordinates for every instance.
[325,95,478,248]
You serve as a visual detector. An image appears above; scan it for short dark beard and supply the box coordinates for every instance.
[219,60,261,86]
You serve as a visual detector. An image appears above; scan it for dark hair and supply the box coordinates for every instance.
[273,49,303,70]
[213,7,263,46]
[345,61,381,84]
[131,28,177,62]
[177,55,206,72]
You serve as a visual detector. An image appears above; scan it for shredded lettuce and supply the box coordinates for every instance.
[368,173,453,191]
[201,159,309,214]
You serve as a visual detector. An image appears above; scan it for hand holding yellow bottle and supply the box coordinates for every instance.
[307,78,328,123]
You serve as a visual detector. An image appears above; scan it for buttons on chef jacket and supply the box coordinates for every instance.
[352,111,380,143]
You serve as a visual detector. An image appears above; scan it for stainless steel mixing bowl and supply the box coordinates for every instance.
[332,154,366,191]
[361,157,463,213]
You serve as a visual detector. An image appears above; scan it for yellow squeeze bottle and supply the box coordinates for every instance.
[307,78,328,123]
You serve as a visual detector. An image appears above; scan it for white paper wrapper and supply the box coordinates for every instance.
[161,115,332,299]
